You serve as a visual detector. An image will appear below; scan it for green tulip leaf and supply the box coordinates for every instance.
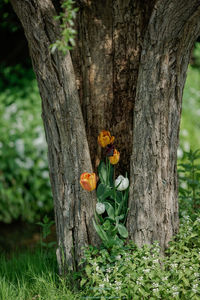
[92,219,109,243]
[97,183,106,199]
[104,202,115,220]
[97,184,115,202]
[102,219,111,231]
[117,224,128,238]
[98,161,107,184]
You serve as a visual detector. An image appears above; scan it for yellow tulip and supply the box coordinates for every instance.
[80,172,97,191]
[109,149,120,165]
[98,130,115,148]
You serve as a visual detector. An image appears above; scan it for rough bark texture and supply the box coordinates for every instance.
[127,0,200,250]
[72,0,155,173]
[10,0,97,272]
[11,0,200,272]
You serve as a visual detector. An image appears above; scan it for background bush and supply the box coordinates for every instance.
[0,65,53,223]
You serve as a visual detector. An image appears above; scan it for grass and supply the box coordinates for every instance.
[0,248,79,300]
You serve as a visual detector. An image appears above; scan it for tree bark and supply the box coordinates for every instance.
[10,0,97,272]
[72,0,155,174]
[127,0,200,250]
[10,0,200,272]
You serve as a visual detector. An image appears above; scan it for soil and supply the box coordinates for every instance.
[0,221,57,254]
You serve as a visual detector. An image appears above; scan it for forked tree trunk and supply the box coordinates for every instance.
[11,0,200,272]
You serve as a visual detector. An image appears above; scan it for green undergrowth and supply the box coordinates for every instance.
[79,214,200,299]
[0,214,200,300]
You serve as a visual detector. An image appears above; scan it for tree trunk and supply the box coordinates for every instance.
[11,0,200,272]
[72,0,155,174]
[127,0,200,251]
[10,0,98,272]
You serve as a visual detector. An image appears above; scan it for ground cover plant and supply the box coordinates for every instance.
[80,214,200,299]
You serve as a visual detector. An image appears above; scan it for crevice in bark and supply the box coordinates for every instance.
[71,226,77,271]
[84,211,91,245]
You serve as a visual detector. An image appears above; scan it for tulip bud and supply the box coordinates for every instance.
[115,175,129,191]
[109,149,120,165]
[96,202,106,214]
[80,172,97,191]
[98,130,115,148]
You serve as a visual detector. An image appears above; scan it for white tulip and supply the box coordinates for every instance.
[115,175,129,191]
[96,202,106,214]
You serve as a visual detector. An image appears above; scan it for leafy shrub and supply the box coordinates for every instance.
[180,42,200,152]
[80,215,200,299]
[0,65,53,223]
[178,149,200,218]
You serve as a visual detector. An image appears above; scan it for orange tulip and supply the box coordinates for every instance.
[109,149,120,165]
[98,130,115,148]
[80,172,97,191]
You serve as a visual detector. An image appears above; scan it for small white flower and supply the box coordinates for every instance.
[106,268,111,273]
[142,256,148,260]
[115,280,122,286]
[153,288,159,293]
[162,276,168,281]
[15,139,25,156]
[138,276,143,281]
[96,202,106,214]
[103,275,109,282]
[144,269,150,273]
[115,255,121,260]
[99,284,104,289]
[115,175,129,191]
[171,263,178,268]
[153,259,159,264]
[42,170,49,179]
[172,292,179,297]
[152,283,159,288]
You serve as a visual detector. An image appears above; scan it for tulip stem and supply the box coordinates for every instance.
[108,159,110,185]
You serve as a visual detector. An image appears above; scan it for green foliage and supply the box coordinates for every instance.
[37,216,56,249]
[193,43,200,68]
[50,0,78,54]
[180,42,200,152]
[178,149,200,218]
[0,65,53,223]
[94,160,129,249]
[80,215,200,299]
[0,1,19,32]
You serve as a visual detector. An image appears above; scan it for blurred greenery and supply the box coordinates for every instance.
[0,65,53,223]
[178,149,200,218]
[179,43,200,155]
